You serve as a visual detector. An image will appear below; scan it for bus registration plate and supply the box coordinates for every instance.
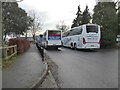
[90,45,94,47]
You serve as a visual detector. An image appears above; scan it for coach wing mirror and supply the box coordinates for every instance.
[39,35,43,38]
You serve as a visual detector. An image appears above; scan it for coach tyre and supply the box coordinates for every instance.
[71,43,73,49]
[74,43,77,50]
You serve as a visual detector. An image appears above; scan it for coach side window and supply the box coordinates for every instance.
[80,28,83,34]
[67,32,70,36]
[73,28,82,35]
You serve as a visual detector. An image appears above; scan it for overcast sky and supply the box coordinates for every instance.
[18,0,97,32]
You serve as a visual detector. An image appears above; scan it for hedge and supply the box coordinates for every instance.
[9,38,30,54]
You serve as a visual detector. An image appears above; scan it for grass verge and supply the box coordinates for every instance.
[117,43,120,47]
[2,56,17,69]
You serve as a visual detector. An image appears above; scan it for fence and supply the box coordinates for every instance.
[2,45,17,60]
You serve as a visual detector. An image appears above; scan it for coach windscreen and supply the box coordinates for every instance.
[86,25,98,33]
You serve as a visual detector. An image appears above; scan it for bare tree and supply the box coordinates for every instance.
[56,20,69,32]
[28,10,44,42]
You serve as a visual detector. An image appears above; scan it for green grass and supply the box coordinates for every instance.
[0,63,1,68]
[2,56,17,69]
[117,42,120,47]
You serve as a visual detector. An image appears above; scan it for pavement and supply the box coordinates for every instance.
[39,70,58,88]
[3,44,46,88]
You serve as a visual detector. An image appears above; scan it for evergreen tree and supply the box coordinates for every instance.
[2,2,32,40]
[93,2,118,48]
[71,5,82,28]
[82,5,91,24]
[71,19,77,28]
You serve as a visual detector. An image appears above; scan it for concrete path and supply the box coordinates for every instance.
[3,44,46,88]
[39,70,58,88]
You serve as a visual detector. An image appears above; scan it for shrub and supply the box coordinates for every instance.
[9,38,30,54]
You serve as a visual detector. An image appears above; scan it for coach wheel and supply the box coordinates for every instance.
[61,41,63,46]
[71,43,73,49]
[74,43,77,50]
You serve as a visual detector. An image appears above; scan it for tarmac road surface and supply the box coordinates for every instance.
[45,47,118,88]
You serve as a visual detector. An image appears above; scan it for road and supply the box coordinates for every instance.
[45,47,118,88]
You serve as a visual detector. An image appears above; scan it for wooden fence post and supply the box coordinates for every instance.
[2,45,17,60]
